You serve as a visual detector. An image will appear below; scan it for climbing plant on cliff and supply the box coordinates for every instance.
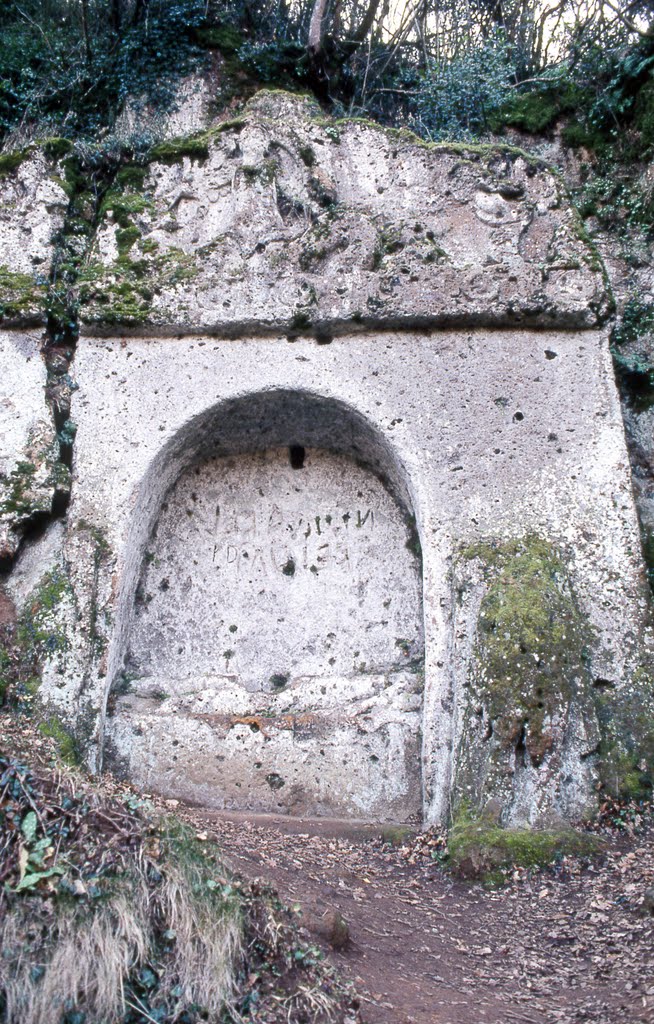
[0,0,210,142]
[1,1,652,147]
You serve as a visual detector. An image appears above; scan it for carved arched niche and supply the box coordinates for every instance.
[105,390,425,821]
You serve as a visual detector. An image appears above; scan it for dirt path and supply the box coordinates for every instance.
[182,809,653,1024]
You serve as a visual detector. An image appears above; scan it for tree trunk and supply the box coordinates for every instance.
[351,0,382,44]
[308,0,330,55]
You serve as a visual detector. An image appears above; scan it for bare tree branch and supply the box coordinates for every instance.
[602,0,652,38]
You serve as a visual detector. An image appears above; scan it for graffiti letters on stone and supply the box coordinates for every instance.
[212,505,375,578]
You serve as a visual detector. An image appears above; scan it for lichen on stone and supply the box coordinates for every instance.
[594,663,654,799]
[79,242,198,327]
[0,421,70,564]
[453,535,599,821]
[0,565,74,715]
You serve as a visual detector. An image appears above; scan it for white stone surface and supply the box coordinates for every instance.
[0,332,59,560]
[0,150,68,314]
[128,448,422,686]
[113,67,221,146]
[114,447,423,818]
[0,96,648,823]
[68,326,648,821]
[80,92,610,334]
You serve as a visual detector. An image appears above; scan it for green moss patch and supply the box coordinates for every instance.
[449,813,603,882]
[463,535,594,765]
[38,717,80,765]
[489,82,586,136]
[41,137,74,161]
[114,164,148,190]
[0,265,47,323]
[0,566,73,713]
[0,427,67,529]
[0,460,38,517]
[194,23,244,54]
[595,665,654,800]
[98,189,153,228]
[16,567,72,662]
[78,257,152,327]
[0,149,30,178]
[147,119,246,167]
[149,134,210,164]
[116,225,141,256]
[79,242,198,328]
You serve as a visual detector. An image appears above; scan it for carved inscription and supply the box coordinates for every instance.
[128,447,423,690]
[212,506,374,577]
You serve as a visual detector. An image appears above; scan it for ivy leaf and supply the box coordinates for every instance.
[139,967,158,990]
[21,811,37,844]
[28,837,53,869]
[13,865,64,892]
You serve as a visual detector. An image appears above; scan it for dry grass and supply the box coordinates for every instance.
[0,718,361,1024]
[0,740,243,1024]
[155,835,243,1012]
[2,886,150,1024]
[0,829,243,1024]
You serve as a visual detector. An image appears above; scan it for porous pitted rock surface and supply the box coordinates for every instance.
[0,90,651,829]
[66,324,651,824]
[79,91,611,335]
[0,149,68,326]
[451,538,602,825]
[0,333,66,562]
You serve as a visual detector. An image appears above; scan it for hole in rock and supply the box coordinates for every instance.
[593,677,615,691]
[515,721,528,767]
[289,445,305,469]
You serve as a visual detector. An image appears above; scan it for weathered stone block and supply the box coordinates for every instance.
[78,91,611,335]
[0,333,64,562]
[108,447,423,818]
[0,150,68,326]
[0,93,650,824]
[65,325,651,822]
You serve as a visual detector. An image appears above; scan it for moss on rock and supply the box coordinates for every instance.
[0,566,74,715]
[0,425,69,544]
[0,461,38,517]
[463,535,594,765]
[38,716,80,765]
[149,134,210,164]
[0,265,47,323]
[16,568,73,662]
[0,149,30,178]
[79,241,198,327]
[449,808,603,882]
[99,189,154,228]
[146,117,247,168]
[595,664,654,800]
[453,535,599,820]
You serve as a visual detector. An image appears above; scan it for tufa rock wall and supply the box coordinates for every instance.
[0,91,652,825]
